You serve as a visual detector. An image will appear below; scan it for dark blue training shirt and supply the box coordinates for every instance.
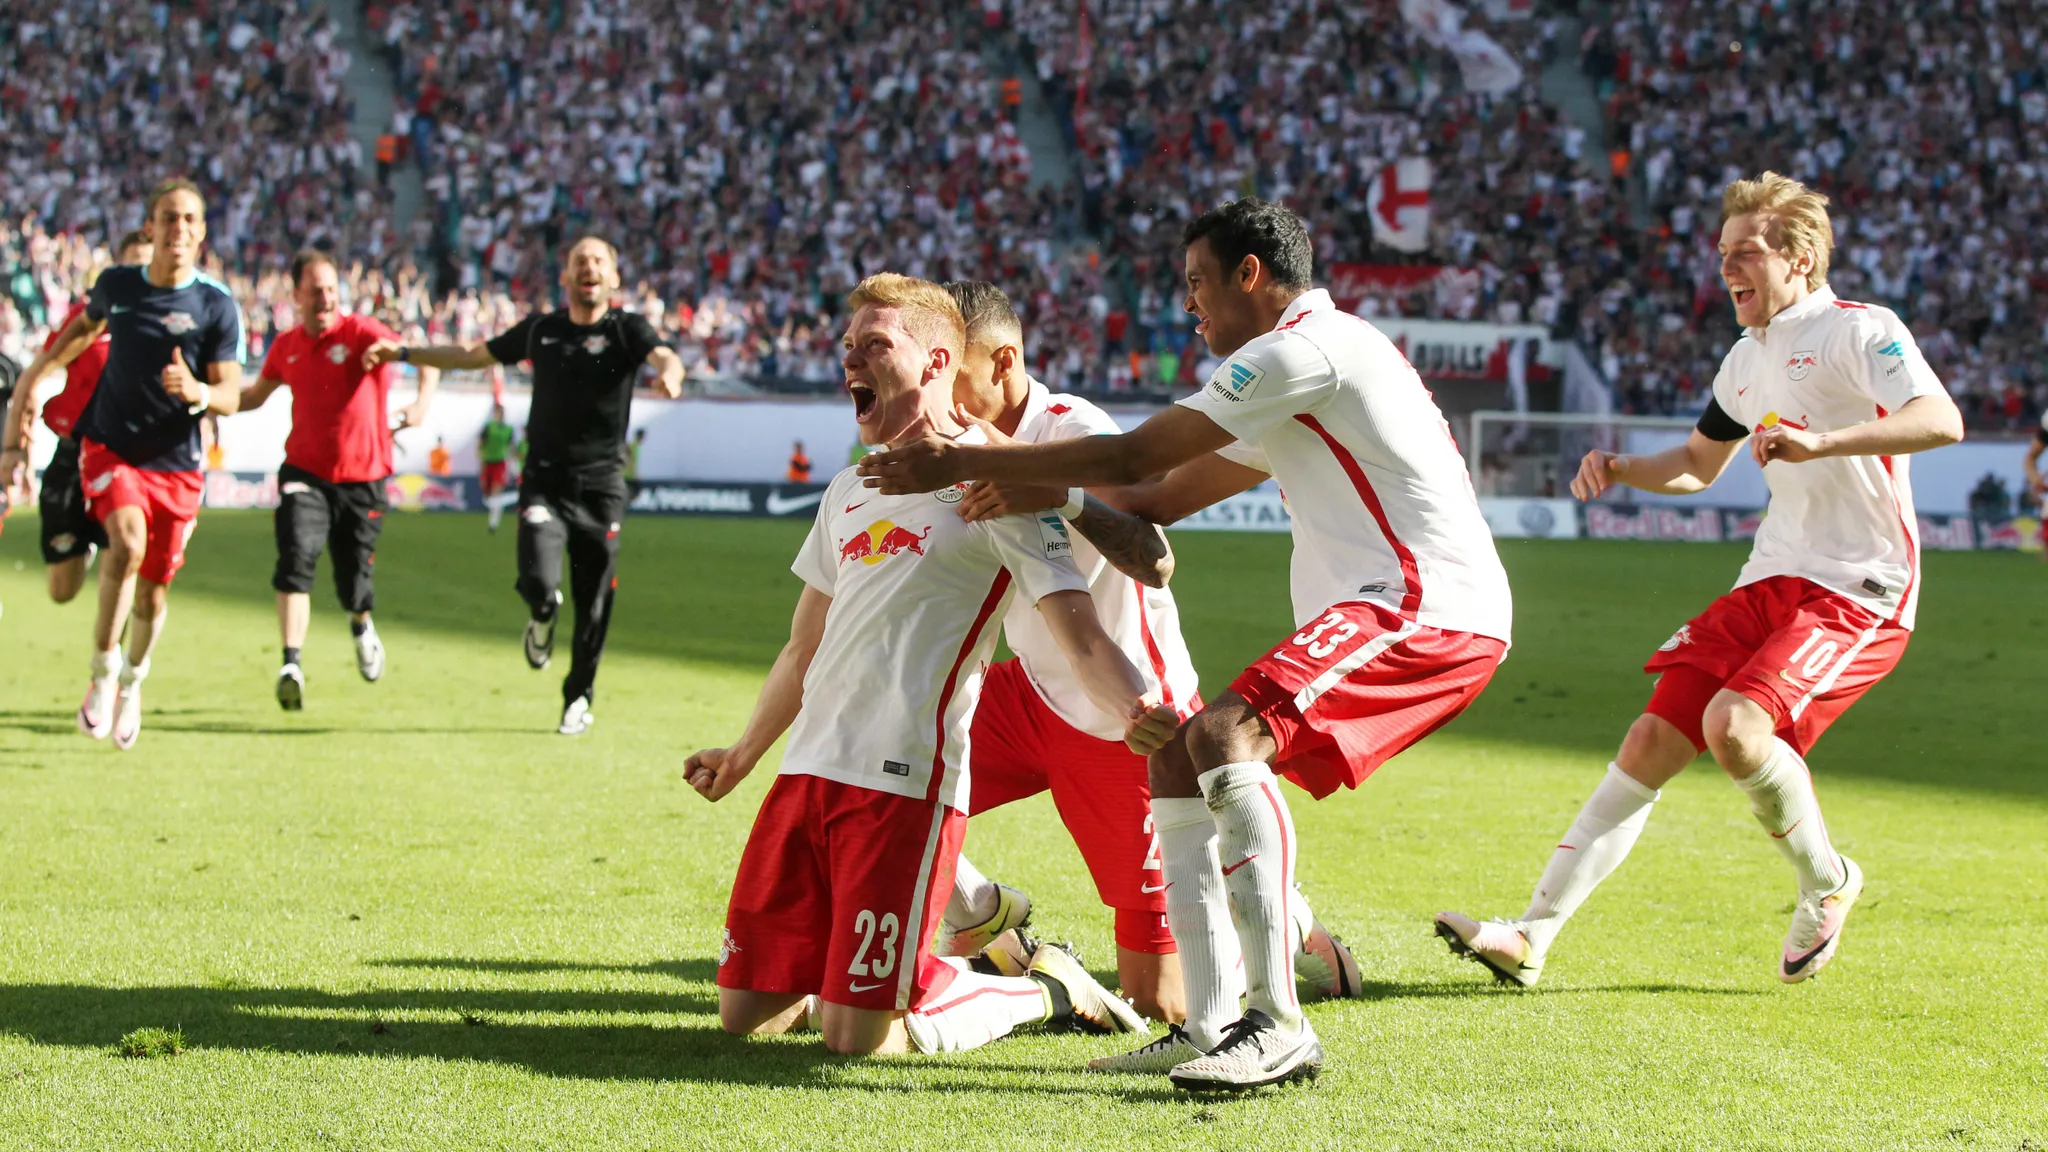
[76,265,245,472]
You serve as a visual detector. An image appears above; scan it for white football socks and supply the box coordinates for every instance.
[90,647,123,680]
[903,957,1051,1054]
[1736,738,1848,895]
[945,853,999,929]
[1151,796,1241,1052]
[1522,763,1659,956]
[1200,762,1302,1033]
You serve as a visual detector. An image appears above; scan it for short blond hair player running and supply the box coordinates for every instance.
[1436,172,1965,986]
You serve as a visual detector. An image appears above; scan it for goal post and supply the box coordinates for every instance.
[1464,410,1698,499]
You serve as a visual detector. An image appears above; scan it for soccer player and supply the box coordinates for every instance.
[2024,409,2047,561]
[859,200,1514,1089]
[479,403,517,532]
[687,273,1177,1057]
[0,231,152,606]
[366,236,684,734]
[932,281,1364,1025]
[0,179,245,749]
[1434,173,1964,988]
[236,249,439,709]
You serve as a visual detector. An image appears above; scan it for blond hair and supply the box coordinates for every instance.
[847,272,966,354]
[1722,171,1833,290]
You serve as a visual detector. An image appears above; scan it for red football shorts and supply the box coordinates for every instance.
[1643,575,1909,754]
[480,461,508,493]
[970,659,1186,954]
[1229,601,1506,800]
[719,773,966,1013]
[79,438,203,585]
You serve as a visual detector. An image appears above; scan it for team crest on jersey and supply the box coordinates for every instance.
[837,519,930,566]
[1784,350,1817,381]
[163,311,197,335]
[719,929,741,967]
[1658,625,1693,652]
[327,344,349,365]
[934,483,967,504]
[582,335,609,355]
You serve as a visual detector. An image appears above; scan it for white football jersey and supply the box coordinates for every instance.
[1710,286,1946,628]
[783,426,1090,812]
[1177,289,1513,643]
[999,379,1201,740]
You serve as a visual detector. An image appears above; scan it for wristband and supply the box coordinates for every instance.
[1059,487,1085,519]
[398,346,411,363]
[188,382,211,416]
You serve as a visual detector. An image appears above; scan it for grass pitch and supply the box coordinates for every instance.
[0,510,2043,1151]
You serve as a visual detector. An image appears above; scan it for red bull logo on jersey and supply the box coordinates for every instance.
[1756,411,1810,433]
[837,519,932,566]
[1784,350,1818,381]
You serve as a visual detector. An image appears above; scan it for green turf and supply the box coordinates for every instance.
[1,511,2043,1151]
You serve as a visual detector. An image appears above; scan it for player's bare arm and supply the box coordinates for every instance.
[1572,431,1747,501]
[1097,451,1270,526]
[860,404,1234,494]
[1749,392,1964,467]
[236,373,287,412]
[364,339,497,373]
[160,350,243,415]
[957,483,1175,588]
[397,365,440,430]
[2,311,104,461]
[686,585,831,802]
[645,345,685,399]
[2026,428,2048,496]
[1034,589,1177,753]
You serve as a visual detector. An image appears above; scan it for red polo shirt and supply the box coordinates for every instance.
[41,302,111,438]
[260,313,402,484]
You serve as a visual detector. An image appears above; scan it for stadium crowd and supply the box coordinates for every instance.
[4,0,2043,428]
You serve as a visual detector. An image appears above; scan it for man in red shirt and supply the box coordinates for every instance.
[0,231,151,605]
[237,250,438,709]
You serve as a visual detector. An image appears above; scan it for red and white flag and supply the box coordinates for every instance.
[1366,157,1433,253]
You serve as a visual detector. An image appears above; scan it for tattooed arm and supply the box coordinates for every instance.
[1072,494,1174,589]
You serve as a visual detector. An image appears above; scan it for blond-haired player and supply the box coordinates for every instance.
[689,273,1179,1057]
[1436,172,1964,986]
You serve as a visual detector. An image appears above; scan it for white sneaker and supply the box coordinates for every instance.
[1297,918,1363,999]
[276,663,306,711]
[939,882,1032,957]
[111,679,143,751]
[524,590,563,669]
[78,674,119,738]
[1088,1024,1208,1074]
[355,624,385,682]
[1027,941,1147,1034]
[558,695,594,736]
[1434,912,1542,987]
[1168,1010,1322,1092]
[1781,856,1864,984]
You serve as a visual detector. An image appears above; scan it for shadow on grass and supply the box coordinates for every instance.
[0,977,1182,1096]
[1350,979,1764,1001]
[370,956,708,978]
[0,709,544,739]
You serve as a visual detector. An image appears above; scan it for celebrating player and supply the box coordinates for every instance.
[479,402,517,533]
[688,273,1179,1057]
[932,281,1362,1025]
[859,200,1514,1090]
[237,249,439,710]
[366,236,684,734]
[1,231,152,606]
[1434,172,1964,988]
[2024,409,2047,560]
[0,179,245,749]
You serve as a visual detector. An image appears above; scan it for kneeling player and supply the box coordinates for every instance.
[1435,173,1964,987]
[238,250,437,707]
[686,274,1177,1055]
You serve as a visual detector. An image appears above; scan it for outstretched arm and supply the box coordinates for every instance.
[238,373,286,413]
[685,585,831,801]
[365,338,498,373]
[645,345,685,398]
[1571,431,1747,500]
[1035,589,1178,754]
[859,405,1236,493]
[1097,452,1270,525]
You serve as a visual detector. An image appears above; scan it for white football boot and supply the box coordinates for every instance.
[354,621,385,682]
[524,590,563,669]
[1088,1025,1209,1074]
[78,667,120,739]
[1296,917,1364,999]
[1027,941,1146,1034]
[110,672,144,751]
[1168,1010,1322,1092]
[1780,856,1864,984]
[1434,912,1543,987]
[276,663,306,711]
[558,695,594,736]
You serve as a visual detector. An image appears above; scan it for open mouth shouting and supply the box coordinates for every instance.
[849,382,879,424]
[1729,285,1756,309]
